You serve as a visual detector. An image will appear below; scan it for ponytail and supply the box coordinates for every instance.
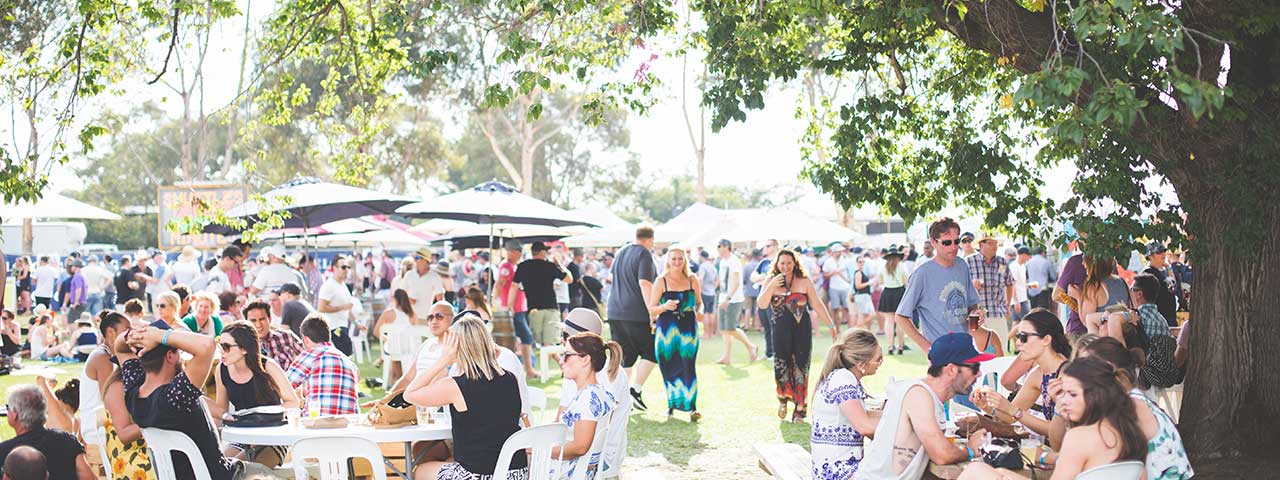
[814,329,880,403]
[604,341,622,381]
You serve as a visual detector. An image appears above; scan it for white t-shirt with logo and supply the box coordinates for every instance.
[718,254,745,304]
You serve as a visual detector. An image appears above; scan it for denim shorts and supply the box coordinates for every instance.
[511,311,534,344]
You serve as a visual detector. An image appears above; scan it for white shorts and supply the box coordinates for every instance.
[853,293,874,314]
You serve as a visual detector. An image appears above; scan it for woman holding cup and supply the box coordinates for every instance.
[971,309,1071,442]
[646,246,703,421]
[757,248,837,423]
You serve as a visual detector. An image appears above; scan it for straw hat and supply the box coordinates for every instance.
[178,246,200,262]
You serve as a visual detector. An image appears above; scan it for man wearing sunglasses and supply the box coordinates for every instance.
[316,256,357,355]
[894,217,984,352]
[855,332,995,479]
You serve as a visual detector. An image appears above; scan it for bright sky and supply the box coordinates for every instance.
[4,0,1126,225]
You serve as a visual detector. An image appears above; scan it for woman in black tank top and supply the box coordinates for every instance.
[405,316,528,480]
[213,322,298,460]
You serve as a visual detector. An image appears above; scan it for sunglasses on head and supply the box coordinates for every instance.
[453,310,483,322]
[1014,332,1046,343]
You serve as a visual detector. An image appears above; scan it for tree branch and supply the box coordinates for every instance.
[477,114,524,188]
[147,7,181,85]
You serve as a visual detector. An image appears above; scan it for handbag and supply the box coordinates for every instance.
[582,281,607,320]
[366,388,417,429]
[222,405,286,428]
[981,438,1025,470]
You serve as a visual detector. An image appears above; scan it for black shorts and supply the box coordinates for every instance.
[608,320,655,368]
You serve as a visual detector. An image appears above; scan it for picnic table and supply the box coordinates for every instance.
[927,461,1052,479]
[222,414,452,480]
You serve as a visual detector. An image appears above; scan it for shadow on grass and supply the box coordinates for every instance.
[716,364,751,381]
[778,419,812,445]
[626,414,712,466]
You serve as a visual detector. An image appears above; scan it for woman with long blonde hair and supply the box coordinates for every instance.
[811,329,883,479]
[646,246,703,421]
[405,317,527,480]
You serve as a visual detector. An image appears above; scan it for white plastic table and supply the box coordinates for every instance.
[221,415,452,479]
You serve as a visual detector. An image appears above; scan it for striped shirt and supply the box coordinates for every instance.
[285,342,358,415]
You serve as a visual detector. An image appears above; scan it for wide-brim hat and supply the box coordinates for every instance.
[561,308,603,335]
[883,245,904,259]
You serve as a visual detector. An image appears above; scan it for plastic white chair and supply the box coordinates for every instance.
[978,356,1018,394]
[528,386,548,424]
[539,345,565,382]
[291,436,387,480]
[1075,460,1145,480]
[566,410,614,480]
[141,427,214,480]
[598,391,630,479]
[493,423,570,480]
[1153,384,1183,424]
[94,426,114,479]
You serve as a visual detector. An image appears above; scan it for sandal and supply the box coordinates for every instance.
[777,402,789,420]
[748,343,759,362]
[791,408,807,423]
[690,411,702,423]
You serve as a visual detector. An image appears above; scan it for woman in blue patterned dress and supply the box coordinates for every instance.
[647,246,702,421]
[554,332,622,480]
[811,329,883,480]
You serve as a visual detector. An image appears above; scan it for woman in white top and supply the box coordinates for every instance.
[553,332,622,480]
[811,329,883,480]
[874,247,910,355]
[30,314,74,360]
[372,288,417,383]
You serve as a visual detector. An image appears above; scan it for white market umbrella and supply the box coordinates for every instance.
[202,177,416,236]
[568,206,633,230]
[678,207,861,251]
[561,227,640,248]
[0,193,121,221]
[655,202,723,242]
[282,229,432,249]
[397,181,594,228]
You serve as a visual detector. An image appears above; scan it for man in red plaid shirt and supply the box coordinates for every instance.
[245,300,305,368]
[286,316,359,415]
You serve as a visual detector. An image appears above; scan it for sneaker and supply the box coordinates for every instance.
[630,387,648,411]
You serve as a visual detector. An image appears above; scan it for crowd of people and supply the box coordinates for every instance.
[0,213,1198,480]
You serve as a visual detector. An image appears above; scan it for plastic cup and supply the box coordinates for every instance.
[285,408,301,429]
[417,406,432,425]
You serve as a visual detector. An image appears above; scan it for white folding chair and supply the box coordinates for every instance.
[291,436,387,480]
[566,410,614,480]
[1153,384,1183,424]
[1074,460,1145,480]
[493,423,570,480]
[527,386,548,424]
[978,356,1018,395]
[380,325,408,387]
[141,427,214,480]
[95,427,114,479]
[539,345,566,382]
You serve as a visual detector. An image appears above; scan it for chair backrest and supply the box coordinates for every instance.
[96,427,114,478]
[140,427,214,480]
[978,356,1017,394]
[528,386,548,424]
[1075,460,1146,480]
[291,436,388,480]
[493,423,571,480]
[566,410,614,480]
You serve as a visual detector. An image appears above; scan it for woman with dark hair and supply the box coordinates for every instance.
[874,247,909,355]
[973,308,1071,442]
[960,356,1148,480]
[214,321,299,462]
[374,288,418,383]
[756,248,837,423]
[1079,256,1129,332]
[1064,337,1193,479]
[98,311,154,479]
[464,287,492,321]
[554,332,622,479]
[14,256,31,314]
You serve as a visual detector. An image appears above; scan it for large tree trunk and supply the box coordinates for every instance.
[1178,196,1280,463]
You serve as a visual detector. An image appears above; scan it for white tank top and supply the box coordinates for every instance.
[30,326,50,358]
[78,352,105,444]
[853,379,945,480]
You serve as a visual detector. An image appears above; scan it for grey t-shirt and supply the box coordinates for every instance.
[698,260,717,294]
[895,258,980,342]
[606,243,656,322]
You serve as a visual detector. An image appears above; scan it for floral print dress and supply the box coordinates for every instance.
[558,383,618,480]
[104,414,153,480]
[1130,390,1193,479]
[811,369,868,480]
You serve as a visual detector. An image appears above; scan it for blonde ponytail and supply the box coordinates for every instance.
[604,341,623,381]
[814,329,881,402]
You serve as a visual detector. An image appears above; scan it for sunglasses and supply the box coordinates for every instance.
[218,342,239,352]
[961,238,973,243]
[957,362,981,374]
[426,313,448,321]
[1014,332,1046,343]
[453,310,482,322]
[936,239,959,246]
[338,265,351,270]
[559,352,588,361]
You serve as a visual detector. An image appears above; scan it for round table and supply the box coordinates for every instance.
[222,415,452,480]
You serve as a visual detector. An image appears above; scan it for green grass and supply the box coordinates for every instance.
[3,327,931,479]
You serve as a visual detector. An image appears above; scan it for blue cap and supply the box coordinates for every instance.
[928,333,996,367]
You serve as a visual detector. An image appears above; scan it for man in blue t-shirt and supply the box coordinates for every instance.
[895,218,984,351]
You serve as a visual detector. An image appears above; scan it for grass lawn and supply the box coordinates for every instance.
[2,325,930,479]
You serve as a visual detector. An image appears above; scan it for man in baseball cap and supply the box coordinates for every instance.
[855,332,994,479]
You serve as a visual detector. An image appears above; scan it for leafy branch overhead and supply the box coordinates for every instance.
[695,0,1277,257]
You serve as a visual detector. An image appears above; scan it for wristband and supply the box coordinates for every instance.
[161,329,173,346]
[1038,451,1049,466]
[966,446,975,461]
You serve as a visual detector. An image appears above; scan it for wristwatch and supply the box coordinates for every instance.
[1011,408,1024,421]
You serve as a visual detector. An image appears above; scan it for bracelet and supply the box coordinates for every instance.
[1038,451,1049,466]
[161,330,172,346]
[966,446,975,461]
